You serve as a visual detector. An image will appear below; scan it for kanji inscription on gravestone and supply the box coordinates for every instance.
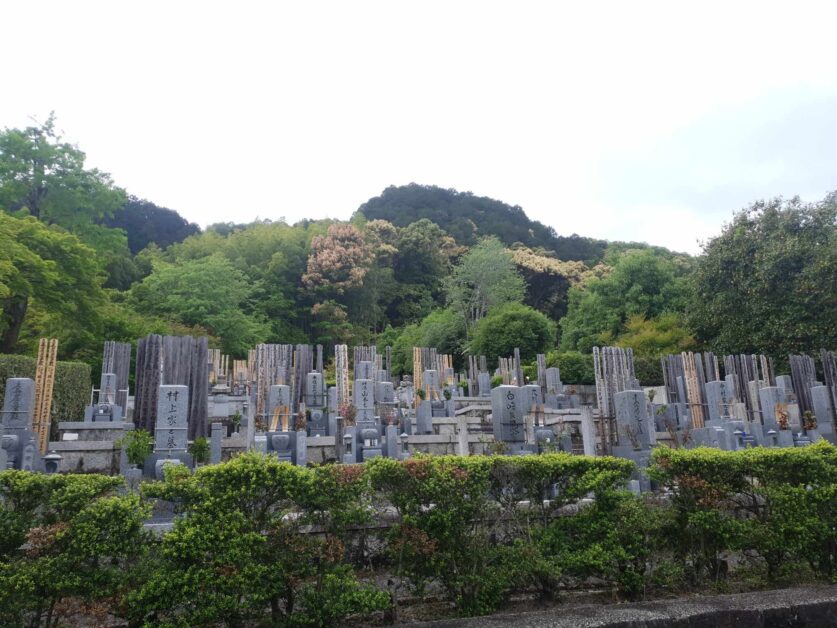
[614,390,652,449]
[305,372,326,407]
[1,378,35,433]
[491,385,524,443]
[154,385,189,452]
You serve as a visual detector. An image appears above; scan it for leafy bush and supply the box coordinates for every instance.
[0,471,147,627]
[129,454,388,626]
[633,354,664,386]
[367,454,634,615]
[117,429,154,467]
[545,350,594,384]
[188,436,210,464]
[650,442,837,583]
[1,445,836,625]
[470,303,555,368]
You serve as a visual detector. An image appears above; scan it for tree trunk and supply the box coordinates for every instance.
[1,295,28,353]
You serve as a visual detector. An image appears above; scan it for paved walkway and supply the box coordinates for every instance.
[409,585,837,627]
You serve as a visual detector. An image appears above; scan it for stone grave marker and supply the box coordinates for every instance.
[810,385,834,439]
[305,372,326,408]
[478,372,491,397]
[491,385,528,452]
[545,368,563,394]
[356,361,374,381]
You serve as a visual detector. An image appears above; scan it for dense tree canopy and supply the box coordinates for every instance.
[2,116,833,370]
[688,194,837,356]
[104,196,200,255]
[560,250,691,354]
[356,183,608,262]
[445,237,526,336]
[470,303,555,367]
[0,213,106,355]
[129,256,269,355]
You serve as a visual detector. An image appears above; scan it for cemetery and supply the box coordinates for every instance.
[1,334,836,625]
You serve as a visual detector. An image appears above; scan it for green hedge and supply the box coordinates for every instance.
[1,445,836,625]
[545,350,595,384]
[0,354,91,422]
[650,442,837,584]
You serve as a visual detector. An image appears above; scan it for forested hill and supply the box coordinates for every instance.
[355,183,608,262]
[2,118,834,372]
[104,196,200,255]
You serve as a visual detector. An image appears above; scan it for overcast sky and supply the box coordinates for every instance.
[3,1,836,254]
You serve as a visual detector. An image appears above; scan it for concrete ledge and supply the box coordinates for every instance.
[47,440,121,452]
[412,585,837,627]
[58,421,134,430]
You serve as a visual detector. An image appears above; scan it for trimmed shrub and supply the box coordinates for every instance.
[545,350,594,384]
[0,471,146,627]
[0,354,91,422]
[1,444,836,624]
[650,442,837,583]
[367,454,635,615]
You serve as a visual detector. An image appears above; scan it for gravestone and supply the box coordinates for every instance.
[305,372,326,408]
[724,374,737,401]
[520,384,543,418]
[84,372,124,422]
[1,378,41,471]
[416,399,433,435]
[776,375,794,392]
[210,422,223,464]
[545,368,563,395]
[491,385,530,454]
[356,361,374,381]
[327,386,338,436]
[100,372,118,404]
[614,390,654,450]
[758,387,784,431]
[612,390,654,490]
[267,385,291,430]
[145,385,192,478]
[154,386,189,452]
[478,372,492,397]
[376,381,395,404]
[810,385,835,440]
[580,406,597,456]
[385,424,400,459]
[353,379,375,421]
[705,380,732,424]
[423,369,440,399]
[2,378,35,434]
[265,430,307,465]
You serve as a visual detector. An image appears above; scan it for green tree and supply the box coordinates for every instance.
[388,308,467,375]
[0,115,125,225]
[0,213,106,354]
[511,247,591,320]
[616,313,696,357]
[129,255,269,355]
[688,194,837,356]
[0,116,131,287]
[445,237,525,335]
[560,249,691,353]
[470,303,555,367]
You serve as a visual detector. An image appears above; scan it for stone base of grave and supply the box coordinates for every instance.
[124,466,143,491]
[46,440,123,474]
[143,451,193,479]
[46,421,134,474]
[58,421,133,442]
